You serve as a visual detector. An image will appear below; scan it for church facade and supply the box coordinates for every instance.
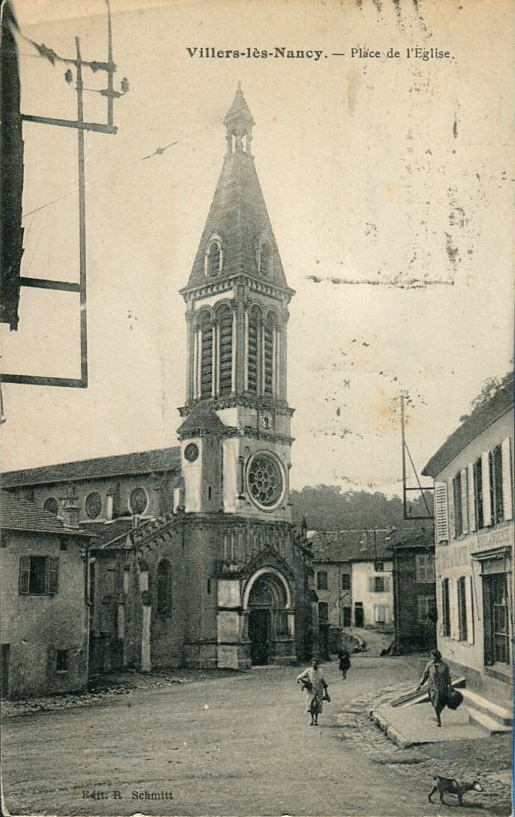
[2,88,316,675]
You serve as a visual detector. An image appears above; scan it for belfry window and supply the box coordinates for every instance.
[218,305,233,395]
[264,313,276,395]
[200,311,214,398]
[207,241,221,277]
[247,306,260,393]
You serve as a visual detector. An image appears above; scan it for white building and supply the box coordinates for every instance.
[423,374,513,713]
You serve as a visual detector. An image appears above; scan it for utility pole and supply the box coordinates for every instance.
[400,390,434,520]
[1,0,128,389]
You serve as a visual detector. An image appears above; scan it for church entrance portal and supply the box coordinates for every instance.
[247,573,288,666]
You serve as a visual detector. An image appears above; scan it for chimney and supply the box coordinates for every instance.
[61,484,80,529]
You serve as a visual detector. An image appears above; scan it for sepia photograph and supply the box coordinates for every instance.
[0,0,513,815]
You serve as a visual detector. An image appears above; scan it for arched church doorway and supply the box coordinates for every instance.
[247,573,288,666]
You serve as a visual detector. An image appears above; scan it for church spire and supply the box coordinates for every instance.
[223,84,255,155]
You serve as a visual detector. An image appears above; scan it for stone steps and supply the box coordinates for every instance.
[461,689,513,735]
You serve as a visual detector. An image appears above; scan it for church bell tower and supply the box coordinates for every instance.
[178,86,295,521]
[177,88,300,670]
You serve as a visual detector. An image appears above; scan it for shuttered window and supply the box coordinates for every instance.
[473,458,484,529]
[460,468,469,535]
[247,307,260,393]
[453,472,463,536]
[19,556,59,596]
[481,451,492,526]
[501,437,513,520]
[199,313,214,398]
[468,463,476,532]
[263,316,275,395]
[457,576,468,641]
[435,482,449,543]
[442,579,451,637]
[218,305,233,396]
[490,445,504,524]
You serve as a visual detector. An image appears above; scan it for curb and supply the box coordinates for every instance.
[369,707,413,749]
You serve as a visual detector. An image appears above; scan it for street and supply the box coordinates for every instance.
[1,653,510,817]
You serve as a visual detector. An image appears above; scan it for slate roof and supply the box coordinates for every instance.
[387,527,434,551]
[0,491,92,537]
[177,407,227,437]
[309,529,393,563]
[423,375,514,477]
[1,447,180,489]
[182,88,290,293]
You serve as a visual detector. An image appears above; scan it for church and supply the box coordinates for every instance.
[2,88,316,675]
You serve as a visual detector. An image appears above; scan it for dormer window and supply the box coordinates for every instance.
[206,238,222,277]
[256,239,272,277]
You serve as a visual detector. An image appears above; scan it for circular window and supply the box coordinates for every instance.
[85,492,102,519]
[247,453,284,510]
[184,443,199,463]
[129,486,148,515]
[44,497,58,516]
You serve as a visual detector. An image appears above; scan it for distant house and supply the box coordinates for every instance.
[310,529,394,654]
[422,375,513,708]
[0,491,93,699]
[390,528,436,654]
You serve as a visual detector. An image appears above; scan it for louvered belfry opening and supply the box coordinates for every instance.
[200,311,214,398]
[264,313,276,395]
[218,304,233,395]
[247,306,260,393]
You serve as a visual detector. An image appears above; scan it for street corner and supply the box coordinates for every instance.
[370,700,486,748]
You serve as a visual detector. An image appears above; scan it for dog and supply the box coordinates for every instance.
[428,775,483,806]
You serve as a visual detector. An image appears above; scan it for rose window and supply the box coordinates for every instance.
[247,454,283,509]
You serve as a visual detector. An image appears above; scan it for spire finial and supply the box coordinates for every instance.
[224,86,255,155]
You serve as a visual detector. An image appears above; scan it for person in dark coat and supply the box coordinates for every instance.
[417,649,452,727]
[338,647,351,680]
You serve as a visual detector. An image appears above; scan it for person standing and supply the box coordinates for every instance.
[296,658,329,726]
[338,647,351,680]
[417,649,452,727]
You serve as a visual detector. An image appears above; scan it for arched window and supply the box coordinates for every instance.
[44,497,58,516]
[157,559,171,617]
[264,313,276,395]
[259,243,269,276]
[247,306,260,393]
[207,241,221,276]
[199,311,214,398]
[218,304,233,395]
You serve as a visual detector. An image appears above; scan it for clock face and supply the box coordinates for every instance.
[184,442,199,463]
[260,411,273,430]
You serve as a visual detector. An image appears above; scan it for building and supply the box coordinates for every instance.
[2,88,315,673]
[310,529,394,653]
[422,374,513,707]
[390,528,436,654]
[0,491,93,699]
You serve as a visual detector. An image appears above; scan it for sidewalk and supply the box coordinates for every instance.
[371,698,485,748]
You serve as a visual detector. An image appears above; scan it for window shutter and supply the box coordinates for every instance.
[449,578,459,640]
[384,577,391,593]
[468,463,476,532]
[368,577,375,592]
[466,575,475,645]
[19,556,30,594]
[448,480,455,539]
[481,451,492,526]
[47,557,59,595]
[501,437,513,521]
[435,482,449,543]
[460,469,469,535]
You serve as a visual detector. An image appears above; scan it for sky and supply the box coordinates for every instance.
[1,0,513,495]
